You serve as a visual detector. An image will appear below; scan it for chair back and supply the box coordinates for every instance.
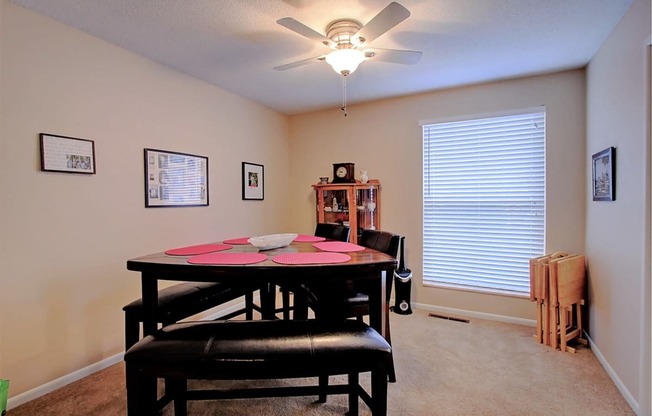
[359,229,401,300]
[359,229,400,258]
[315,223,351,242]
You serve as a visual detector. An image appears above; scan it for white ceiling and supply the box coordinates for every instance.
[10,0,634,115]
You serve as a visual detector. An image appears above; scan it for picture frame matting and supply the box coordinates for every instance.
[242,162,264,200]
[144,148,208,208]
[40,133,96,174]
[592,146,615,201]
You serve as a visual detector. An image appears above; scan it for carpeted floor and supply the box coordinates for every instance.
[9,310,635,415]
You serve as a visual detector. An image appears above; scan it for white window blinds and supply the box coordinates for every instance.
[422,110,545,296]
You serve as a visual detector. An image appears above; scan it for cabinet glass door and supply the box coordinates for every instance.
[313,181,380,244]
[322,189,350,226]
[355,187,378,238]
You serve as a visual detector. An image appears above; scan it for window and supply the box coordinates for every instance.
[422,109,545,296]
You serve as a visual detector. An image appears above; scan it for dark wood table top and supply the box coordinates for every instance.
[127,241,397,283]
[127,241,397,337]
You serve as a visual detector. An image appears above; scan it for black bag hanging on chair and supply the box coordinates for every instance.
[392,236,413,315]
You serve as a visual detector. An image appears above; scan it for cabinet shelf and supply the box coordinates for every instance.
[312,180,381,244]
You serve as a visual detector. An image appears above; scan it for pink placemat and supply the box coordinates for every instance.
[187,252,268,265]
[222,237,251,245]
[293,234,326,243]
[165,243,232,256]
[272,252,351,265]
[312,241,365,252]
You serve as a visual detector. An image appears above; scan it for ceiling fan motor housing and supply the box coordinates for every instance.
[325,19,365,48]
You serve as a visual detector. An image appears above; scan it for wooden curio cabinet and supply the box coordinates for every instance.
[312,180,381,244]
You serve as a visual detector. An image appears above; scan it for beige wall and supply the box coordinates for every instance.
[585,0,651,413]
[1,0,648,411]
[0,2,289,396]
[289,70,587,321]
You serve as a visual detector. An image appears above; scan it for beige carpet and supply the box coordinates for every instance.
[9,310,634,415]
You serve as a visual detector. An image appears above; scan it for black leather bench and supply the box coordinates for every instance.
[124,319,391,415]
[122,281,261,350]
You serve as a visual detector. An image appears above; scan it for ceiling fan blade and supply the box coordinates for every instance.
[364,48,422,65]
[353,2,410,46]
[273,55,326,71]
[277,17,335,48]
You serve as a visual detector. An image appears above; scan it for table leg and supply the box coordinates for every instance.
[141,273,158,337]
[293,290,309,320]
[368,270,387,338]
[260,283,277,320]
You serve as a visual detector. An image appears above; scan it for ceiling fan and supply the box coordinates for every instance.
[274,2,422,76]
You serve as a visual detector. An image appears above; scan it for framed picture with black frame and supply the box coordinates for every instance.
[242,162,264,200]
[144,148,208,207]
[592,146,615,201]
[39,133,96,174]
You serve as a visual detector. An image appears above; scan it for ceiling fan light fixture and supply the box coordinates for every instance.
[325,49,365,76]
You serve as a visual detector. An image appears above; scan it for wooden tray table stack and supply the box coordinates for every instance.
[529,253,588,352]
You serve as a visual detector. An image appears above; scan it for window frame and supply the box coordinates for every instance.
[421,107,546,297]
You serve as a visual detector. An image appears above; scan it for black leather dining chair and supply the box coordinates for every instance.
[340,230,400,323]
[314,223,351,244]
[276,223,351,320]
[312,229,400,383]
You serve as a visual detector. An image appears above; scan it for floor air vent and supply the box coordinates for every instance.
[428,313,469,323]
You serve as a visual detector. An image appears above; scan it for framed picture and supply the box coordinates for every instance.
[242,162,264,200]
[40,133,96,174]
[592,147,615,201]
[144,148,208,207]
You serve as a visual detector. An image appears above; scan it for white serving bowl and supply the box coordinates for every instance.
[248,233,298,251]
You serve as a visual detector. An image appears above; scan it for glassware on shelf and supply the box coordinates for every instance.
[312,181,381,244]
[367,201,376,230]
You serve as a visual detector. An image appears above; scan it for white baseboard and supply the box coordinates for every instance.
[6,302,249,410]
[416,305,639,413]
[584,332,639,415]
[6,352,123,410]
[14,300,638,414]
[412,302,537,327]
[202,303,249,321]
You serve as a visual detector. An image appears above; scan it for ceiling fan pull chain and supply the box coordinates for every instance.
[341,75,348,117]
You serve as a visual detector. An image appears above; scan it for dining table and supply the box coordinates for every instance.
[126,236,398,340]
